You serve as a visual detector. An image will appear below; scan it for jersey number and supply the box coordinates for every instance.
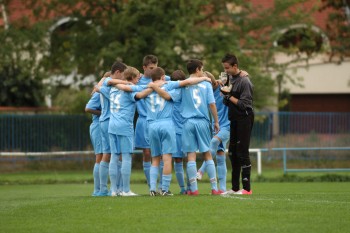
[110,93,121,112]
[149,93,165,112]
[193,88,201,109]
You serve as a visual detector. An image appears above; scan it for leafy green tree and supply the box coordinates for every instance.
[320,0,350,62]
[22,0,317,110]
[0,0,49,106]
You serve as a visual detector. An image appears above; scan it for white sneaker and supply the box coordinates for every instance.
[111,190,122,196]
[121,191,138,196]
[111,191,117,197]
[220,189,237,195]
[196,171,203,180]
[234,189,252,195]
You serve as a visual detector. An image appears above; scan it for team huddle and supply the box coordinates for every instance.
[85,54,254,197]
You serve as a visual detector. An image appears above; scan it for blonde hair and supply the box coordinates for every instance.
[204,71,216,82]
[204,71,219,88]
[124,66,140,81]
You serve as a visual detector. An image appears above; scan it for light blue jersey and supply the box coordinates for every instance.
[145,81,180,122]
[213,87,230,130]
[99,77,112,122]
[86,92,101,123]
[171,88,184,134]
[180,81,215,121]
[86,92,102,155]
[180,80,215,153]
[212,87,230,152]
[170,87,184,158]
[145,81,179,157]
[108,87,138,137]
[136,75,171,118]
[134,75,170,149]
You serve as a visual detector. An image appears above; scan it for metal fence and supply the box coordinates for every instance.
[1,111,349,151]
[0,112,349,172]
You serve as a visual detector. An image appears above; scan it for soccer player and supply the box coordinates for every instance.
[85,92,103,196]
[169,70,188,194]
[180,59,221,195]
[109,66,154,196]
[135,55,170,190]
[145,68,212,196]
[93,61,127,196]
[196,71,230,192]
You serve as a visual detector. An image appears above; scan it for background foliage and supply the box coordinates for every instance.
[2,0,348,112]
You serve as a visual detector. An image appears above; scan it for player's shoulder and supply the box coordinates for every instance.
[165,75,171,81]
[138,76,151,85]
[197,80,212,89]
[103,77,112,85]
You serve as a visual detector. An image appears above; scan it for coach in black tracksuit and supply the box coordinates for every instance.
[222,53,254,194]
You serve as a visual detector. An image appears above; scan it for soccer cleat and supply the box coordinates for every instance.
[211,189,224,195]
[180,190,187,195]
[121,191,139,197]
[95,191,110,197]
[161,190,174,196]
[92,191,100,197]
[196,170,203,180]
[149,190,158,196]
[234,189,252,195]
[187,190,199,196]
[220,189,238,195]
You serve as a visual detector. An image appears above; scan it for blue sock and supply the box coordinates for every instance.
[174,161,185,192]
[99,161,109,194]
[143,161,151,187]
[162,174,172,192]
[158,160,164,190]
[206,159,218,191]
[109,153,118,193]
[216,155,227,191]
[150,166,159,191]
[198,161,206,175]
[210,137,220,160]
[116,158,122,192]
[187,161,198,192]
[121,153,132,193]
[186,167,191,191]
[93,163,100,194]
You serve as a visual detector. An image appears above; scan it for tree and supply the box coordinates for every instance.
[22,0,317,110]
[0,0,49,106]
[320,0,350,62]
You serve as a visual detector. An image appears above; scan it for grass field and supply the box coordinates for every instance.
[1,171,349,233]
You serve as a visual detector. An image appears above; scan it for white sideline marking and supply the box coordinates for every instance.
[220,195,350,204]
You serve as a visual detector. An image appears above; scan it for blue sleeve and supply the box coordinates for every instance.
[206,82,215,104]
[165,81,180,91]
[131,85,147,92]
[103,77,112,86]
[168,88,181,102]
[165,75,171,81]
[86,93,101,110]
[99,86,110,98]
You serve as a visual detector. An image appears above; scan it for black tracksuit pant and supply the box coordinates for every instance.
[228,113,254,191]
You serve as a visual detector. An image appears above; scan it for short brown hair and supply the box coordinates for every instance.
[111,61,127,74]
[143,54,158,67]
[171,70,186,81]
[150,67,165,81]
[186,59,203,75]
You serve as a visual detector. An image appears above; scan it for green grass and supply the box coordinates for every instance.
[1,168,350,185]
[1,176,350,233]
